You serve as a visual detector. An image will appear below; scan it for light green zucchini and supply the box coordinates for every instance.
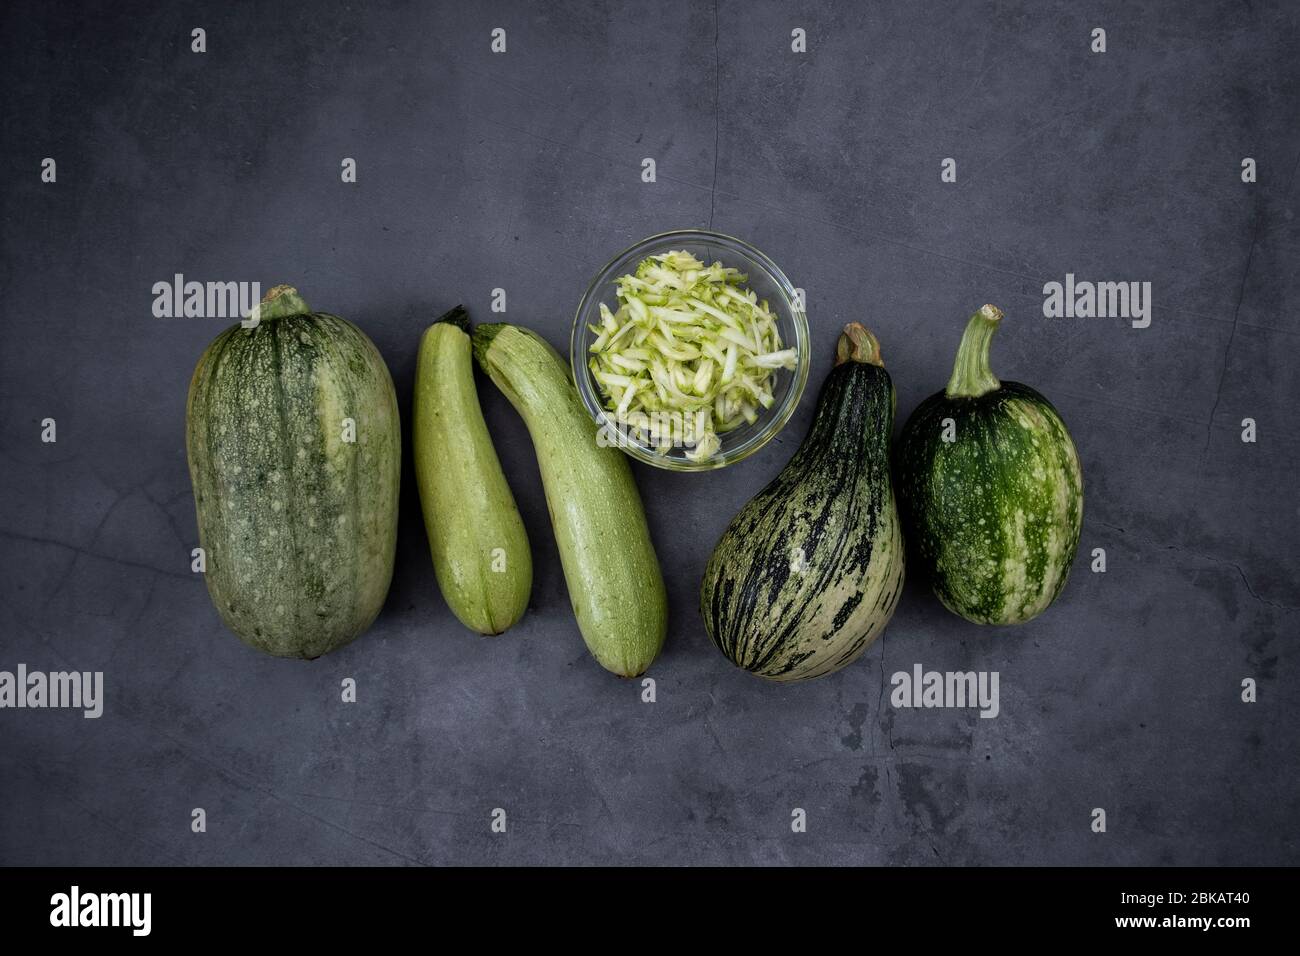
[472,323,667,677]
[413,307,532,635]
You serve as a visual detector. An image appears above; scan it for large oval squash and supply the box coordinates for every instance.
[185,285,400,658]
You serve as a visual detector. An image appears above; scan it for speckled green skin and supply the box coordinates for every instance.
[700,359,905,682]
[413,309,531,635]
[186,307,401,658]
[473,323,667,677]
[897,381,1083,625]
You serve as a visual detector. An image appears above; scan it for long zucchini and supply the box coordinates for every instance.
[472,323,667,677]
[413,307,531,635]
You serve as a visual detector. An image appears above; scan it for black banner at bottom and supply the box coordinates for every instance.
[0,866,1285,941]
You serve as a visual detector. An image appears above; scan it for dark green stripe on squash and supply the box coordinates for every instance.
[185,286,400,658]
[700,323,905,682]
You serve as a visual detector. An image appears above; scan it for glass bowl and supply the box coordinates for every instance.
[570,230,810,471]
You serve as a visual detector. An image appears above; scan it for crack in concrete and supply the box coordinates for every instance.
[1203,145,1300,459]
[1,528,196,583]
[708,0,720,228]
[1094,519,1297,611]
[1202,214,1261,459]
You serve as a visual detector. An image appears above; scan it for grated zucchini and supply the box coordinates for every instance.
[588,250,796,460]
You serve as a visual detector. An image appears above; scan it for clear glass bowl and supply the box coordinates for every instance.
[570,230,810,472]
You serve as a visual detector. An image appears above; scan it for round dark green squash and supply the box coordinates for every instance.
[185,285,401,658]
[897,304,1083,625]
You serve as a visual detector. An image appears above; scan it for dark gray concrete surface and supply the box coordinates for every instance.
[1,1,1297,866]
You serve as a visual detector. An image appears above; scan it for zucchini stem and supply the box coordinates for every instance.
[255,285,311,321]
[433,305,471,334]
[945,304,1004,398]
[835,323,884,367]
[471,323,507,370]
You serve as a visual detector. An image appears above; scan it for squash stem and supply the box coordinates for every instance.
[471,323,506,370]
[433,305,471,334]
[945,304,1004,398]
[834,323,884,367]
[255,285,311,321]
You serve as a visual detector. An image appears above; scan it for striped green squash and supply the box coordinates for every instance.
[700,324,905,682]
[897,304,1083,625]
[185,285,401,658]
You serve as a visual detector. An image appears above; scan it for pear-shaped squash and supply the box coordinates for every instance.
[700,324,905,681]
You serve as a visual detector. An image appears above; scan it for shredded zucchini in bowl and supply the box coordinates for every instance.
[587,250,797,461]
